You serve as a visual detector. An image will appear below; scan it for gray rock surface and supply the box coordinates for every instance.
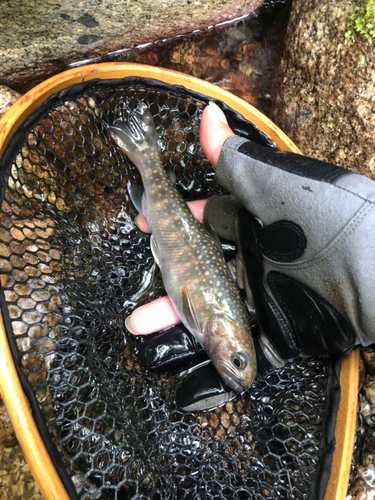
[269,0,375,178]
[0,0,264,91]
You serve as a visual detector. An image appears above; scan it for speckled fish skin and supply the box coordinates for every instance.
[109,105,256,392]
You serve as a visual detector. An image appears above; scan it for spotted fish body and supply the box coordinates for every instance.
[109,105,256,392]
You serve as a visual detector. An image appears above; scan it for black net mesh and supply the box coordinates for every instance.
[0,77,338,499]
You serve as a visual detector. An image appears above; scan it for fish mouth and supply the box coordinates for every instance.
[214,359,250,393]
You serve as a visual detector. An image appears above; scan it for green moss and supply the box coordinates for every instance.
[345,0,375,42]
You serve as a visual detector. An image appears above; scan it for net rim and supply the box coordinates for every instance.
[0,62,358,500]
[0,63,301,163]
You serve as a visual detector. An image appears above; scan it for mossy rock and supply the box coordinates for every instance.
[346,0,375,42]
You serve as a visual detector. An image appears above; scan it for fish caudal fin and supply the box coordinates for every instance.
[109,104,158,164]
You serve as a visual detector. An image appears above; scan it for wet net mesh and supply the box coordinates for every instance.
[0,77,340,499]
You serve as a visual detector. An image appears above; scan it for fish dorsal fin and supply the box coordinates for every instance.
[150,235,160,267]
[203,219,223,253]
[127,180,144,215]
[181,286,201,333]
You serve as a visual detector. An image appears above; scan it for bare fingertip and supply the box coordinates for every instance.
[135,214,151,233]
[207,101,228,125]
[125,315,136,335]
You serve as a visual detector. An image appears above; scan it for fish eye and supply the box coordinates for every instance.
[231,352,249,370]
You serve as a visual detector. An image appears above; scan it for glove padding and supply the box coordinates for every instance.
[214,136,375,351]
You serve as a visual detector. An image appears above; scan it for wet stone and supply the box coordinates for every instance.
[77,34,102,45]
[362,351,375,377]
[0,228,11,243]
[21,311,42,324]
[31,290,51,302]
[34,339,55,354]
[16,337,33,352]
[8,305,22,319]
[11,321,28,336]
[28,325,48,339]
[22,352,41,369]
[0,402,18,448]
[17,298,36,310]
[36,302,56,314]
[4,291,18,302]
[14,284,32,296]
[0,259,12,273]
[28,370,47,386]
[0,243,11,258]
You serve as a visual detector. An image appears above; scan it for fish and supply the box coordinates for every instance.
[109,104,257,393]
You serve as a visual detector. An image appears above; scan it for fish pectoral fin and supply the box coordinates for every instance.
[203,219,223,254]
[181,286,201,333]
[150,235,160,267]
[128,180,144,214]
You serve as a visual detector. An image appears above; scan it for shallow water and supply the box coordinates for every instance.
[88,0,290,117]
[0,0,290,119]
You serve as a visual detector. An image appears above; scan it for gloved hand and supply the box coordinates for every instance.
[129,102,375,411]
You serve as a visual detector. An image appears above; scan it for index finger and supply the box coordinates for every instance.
[125,296,180,335]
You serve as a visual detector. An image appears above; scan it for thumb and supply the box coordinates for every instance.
[200,102,234,167]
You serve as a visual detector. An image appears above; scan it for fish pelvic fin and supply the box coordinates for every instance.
[109,103,159,164]
[181,286,202,334]
[150,235,160,267]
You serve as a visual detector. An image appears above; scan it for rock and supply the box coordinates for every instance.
[350,468,375,500]
[269,0,375,178]
[0,86,22,120]
[215,70,259,104]
[233,42,261,61]
[0,402,17,448]
[162,31,261,106]
[218,23,260,52]
[168,38,222,79]
[0,396,42,499]
[0,0,265,92]
[362,350,375,377]
[169,41,204,77]
[363,378,375,406]
[0,443,42,499]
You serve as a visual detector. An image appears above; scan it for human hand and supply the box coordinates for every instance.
[126,101,375,410]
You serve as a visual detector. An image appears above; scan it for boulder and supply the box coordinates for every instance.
[0,0,265,92]
[270,0,375,178]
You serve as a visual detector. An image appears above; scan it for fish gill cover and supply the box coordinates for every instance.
[0,78,339,499]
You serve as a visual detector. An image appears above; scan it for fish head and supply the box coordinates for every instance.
[203,317,257,393]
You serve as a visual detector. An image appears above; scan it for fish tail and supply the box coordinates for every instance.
[109,103,158,164]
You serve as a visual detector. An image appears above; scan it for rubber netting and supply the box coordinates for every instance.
[0,77,341,500]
